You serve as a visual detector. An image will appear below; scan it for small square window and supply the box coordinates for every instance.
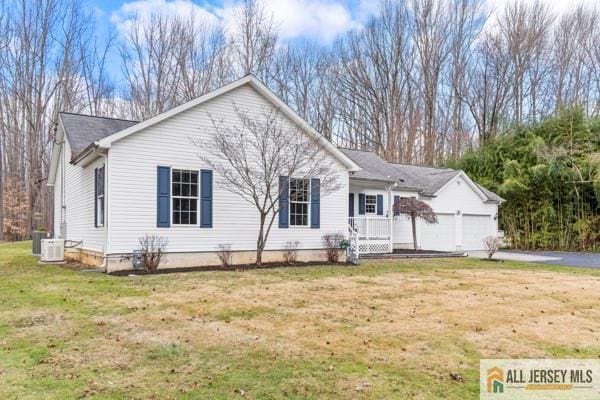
[365,195,377,214]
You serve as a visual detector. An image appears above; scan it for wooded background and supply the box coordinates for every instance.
[0,0,598,249]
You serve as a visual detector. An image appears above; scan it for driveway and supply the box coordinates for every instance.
[468,250,599,268]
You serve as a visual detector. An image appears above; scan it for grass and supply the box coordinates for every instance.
[0,241,599,399]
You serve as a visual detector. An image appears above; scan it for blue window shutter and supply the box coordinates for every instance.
[310,178,320,229]
[377,194,384,215]
[279,176,289,228]
[358,193,365,215]
[200,169,213,228]
[348,193,354,217]
[157,166,170,227]
[393,195,400,216]
[94,168,98,227]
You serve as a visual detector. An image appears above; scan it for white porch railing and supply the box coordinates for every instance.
[348,216,392,255]
[349,216,390,239]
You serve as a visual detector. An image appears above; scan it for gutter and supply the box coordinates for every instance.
[70,143,97,165]
[97,148,109,272]
[70,141,108,165]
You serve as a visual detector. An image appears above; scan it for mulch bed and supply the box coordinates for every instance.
[108,261,351,276]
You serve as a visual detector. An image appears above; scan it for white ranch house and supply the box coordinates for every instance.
[48,75,503,272]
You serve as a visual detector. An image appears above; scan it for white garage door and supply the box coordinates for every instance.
[420,214,456,251]
[462,214,492,250]
[393,215,413,245]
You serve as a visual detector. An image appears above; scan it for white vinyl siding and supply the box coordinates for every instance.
[54,137,105,252]
[107,84,349,254]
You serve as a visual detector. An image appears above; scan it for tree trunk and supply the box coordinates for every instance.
[256,213,266,265]
[411,214,417,251]
[256,248,262,265]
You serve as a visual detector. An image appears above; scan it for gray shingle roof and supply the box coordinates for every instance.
[60,112,138,157]
[338,149,407,184]
[340,148,502,202]
[475,183,504,203]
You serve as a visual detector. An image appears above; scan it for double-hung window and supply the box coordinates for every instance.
[365,194,377,214]
[95,166,105,227]
[172,169,199,225]
[289,178,310,226]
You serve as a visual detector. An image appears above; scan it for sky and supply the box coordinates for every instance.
[90,0,582,86]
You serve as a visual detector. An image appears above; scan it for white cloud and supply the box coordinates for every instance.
[111,0,219,37]
[112,0,362,44]
[262,0,361,43]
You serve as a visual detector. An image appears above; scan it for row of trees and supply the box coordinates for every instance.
[1,0,600,241]
[454,108,600,251]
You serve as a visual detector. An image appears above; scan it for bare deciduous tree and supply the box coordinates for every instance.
[230,0,277,81]
[196,104,340,265]
[120,13,183,120]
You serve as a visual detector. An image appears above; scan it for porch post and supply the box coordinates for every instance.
[388,187,394,253]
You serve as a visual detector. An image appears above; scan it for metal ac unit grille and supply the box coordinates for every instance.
[41,239,64,262]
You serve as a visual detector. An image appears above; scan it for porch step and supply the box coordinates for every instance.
[359,252,466,260]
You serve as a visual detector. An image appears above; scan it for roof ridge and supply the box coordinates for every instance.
[59,111,139,123]
[338,147,374,153]
[338,147,457,171]
[388,161,455,171]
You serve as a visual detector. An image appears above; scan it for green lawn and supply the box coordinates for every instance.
[1,241,599,399]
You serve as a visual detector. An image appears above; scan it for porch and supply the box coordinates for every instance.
[348,216,393,256]
[346,177,427,261]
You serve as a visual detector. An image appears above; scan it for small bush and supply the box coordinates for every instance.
[217,244,233,267]
[283,241,300,264]
[138,235,168,272]
[322,233,344,263]
[483,235,502,259]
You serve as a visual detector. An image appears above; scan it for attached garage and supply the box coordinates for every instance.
[420,213,456,251]
[461,214,492,250]
[342,149,504,257]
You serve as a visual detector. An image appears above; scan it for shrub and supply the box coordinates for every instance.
[283,241,300,264]
[138,235,168,272]
[483,235,502,259]
[217,244,233,267]
[322,233,344,263]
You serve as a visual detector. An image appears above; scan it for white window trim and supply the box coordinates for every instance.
[171,167,200,226]
[96,165,105,228]
[365,194,377,215]
[289,177,311,227]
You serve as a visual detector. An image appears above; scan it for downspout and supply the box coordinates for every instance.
[386,182,398,253]
[96,148,109,272]
[59,138,66,238]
